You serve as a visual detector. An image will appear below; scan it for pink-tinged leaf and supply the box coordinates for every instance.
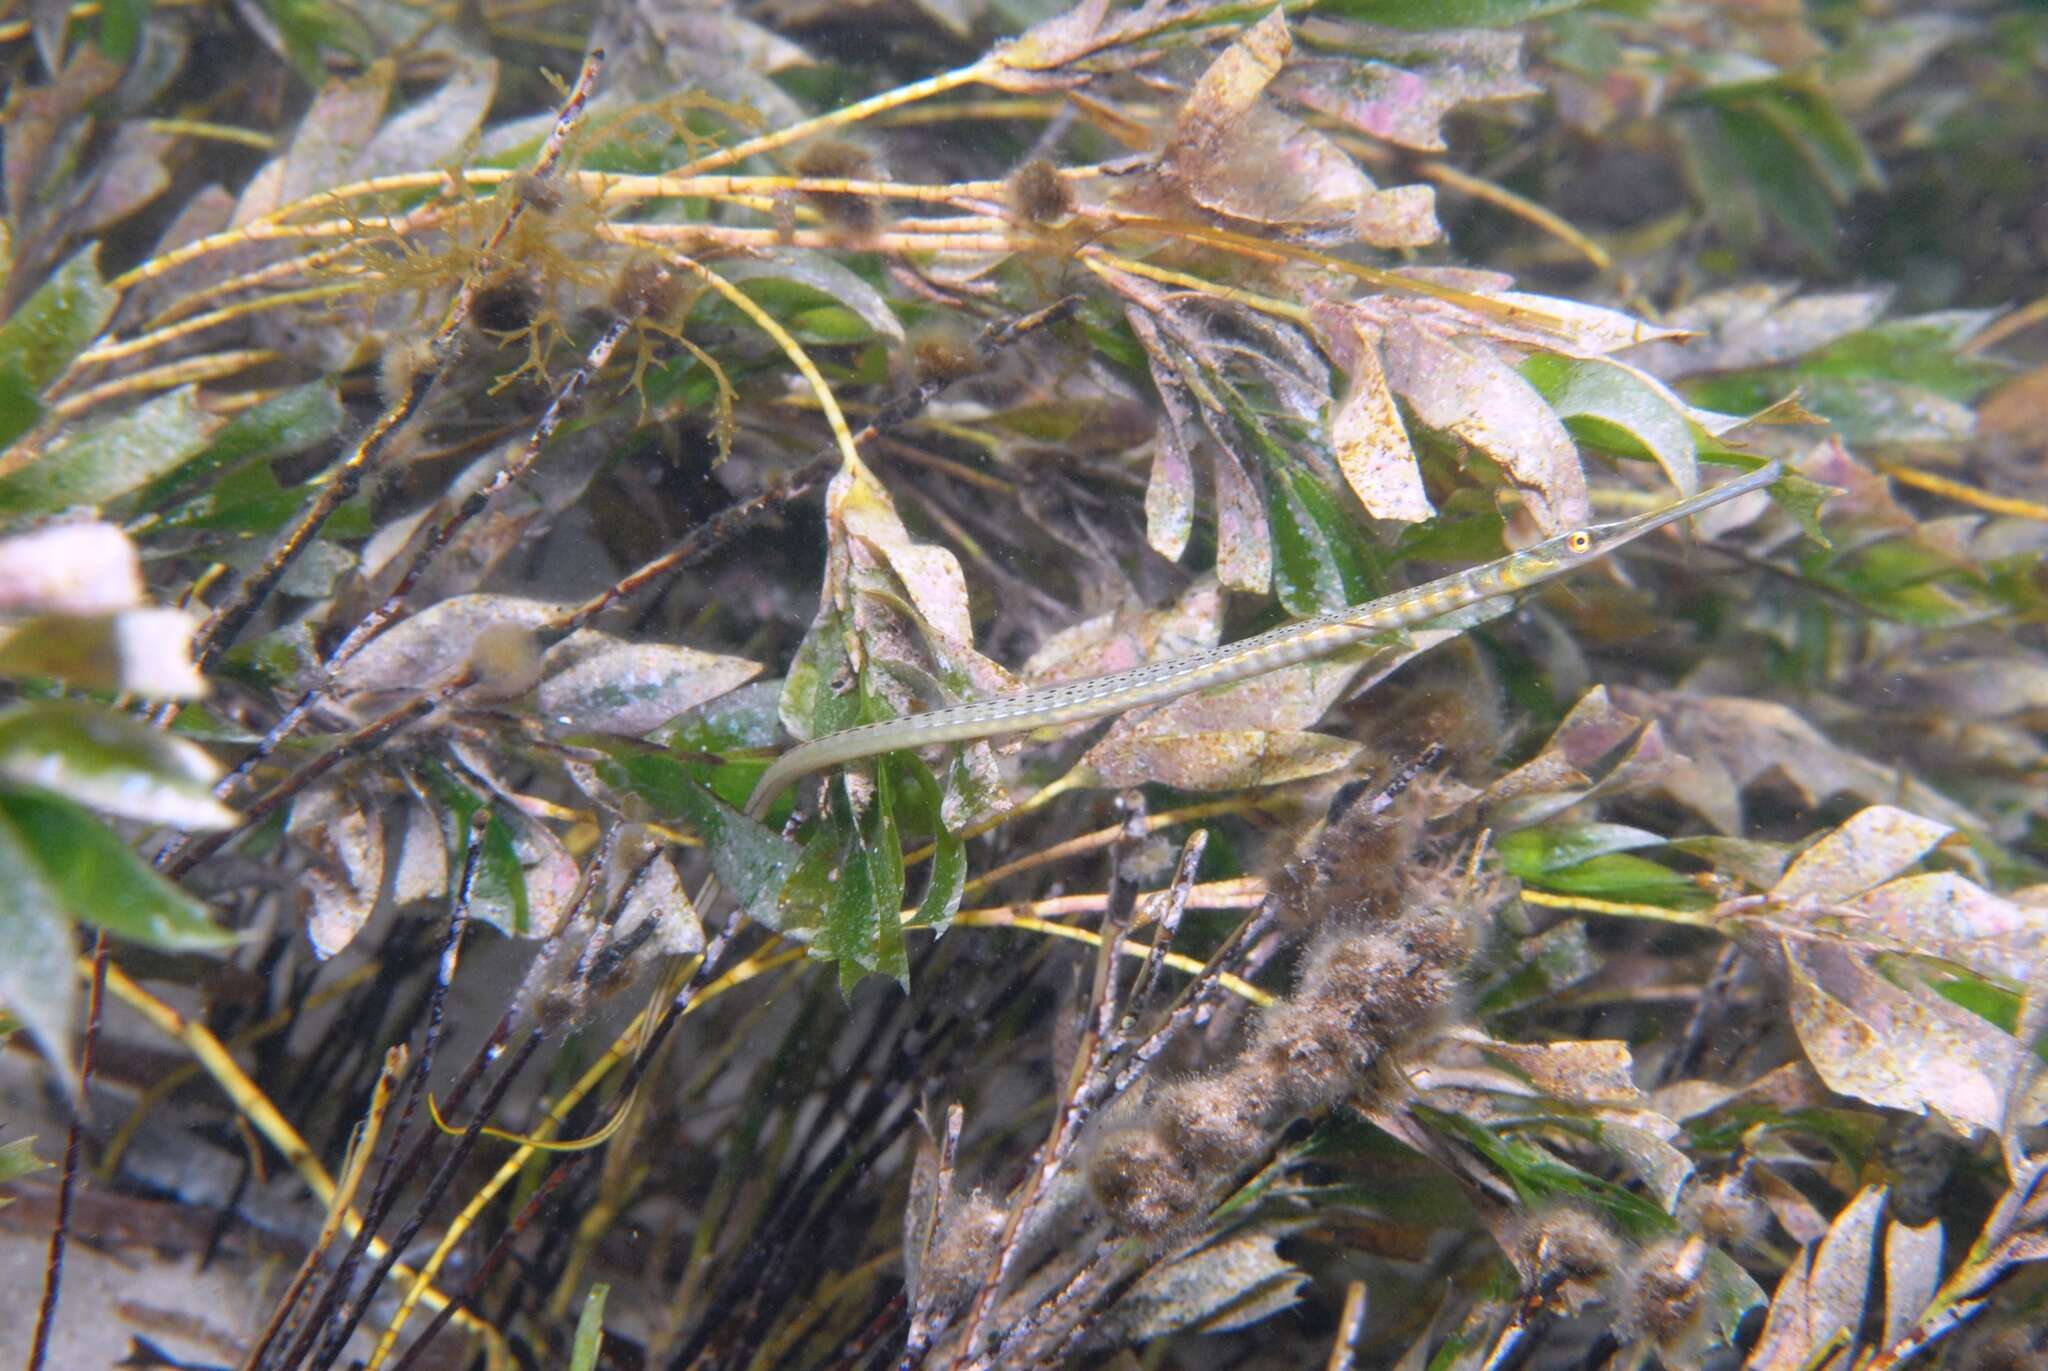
[1211,444,1272,594]
[1281,25,1538,154]
[1848,874,2048,982]
[1783,938,2019,1133]
[1024,579,1221,685]
[1128,303,1201,562]
[1773,805,1953,905]
[1354,183,1441,248]
[1379,319,1588,532]
[232,64,395,225]
[1610,688,1983,837]
[1882,1216,1943,1351]
[1328,325,1431,522]
[1803,1185,1886,1366]
[0,522,142,615]
[536,632,761,736]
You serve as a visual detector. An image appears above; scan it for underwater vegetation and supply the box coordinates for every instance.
[2,0,2048,1367]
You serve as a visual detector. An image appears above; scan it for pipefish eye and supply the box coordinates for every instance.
[1567,530,1594,554]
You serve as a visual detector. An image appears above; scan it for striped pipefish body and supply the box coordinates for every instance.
[744,462,1780,818]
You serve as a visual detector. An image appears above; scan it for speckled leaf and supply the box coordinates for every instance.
[1470,1036,1643,1103]
[288,780,386,958]
[536,633,761,736]
[0,386,222,516]
[639,768,798,932]
[1380,319,1587,532]
[0,701,232,828]
[0,788,235,950]
[1329,325,1431,522]
[139,381,344,511]
[1478,919,1597,1015]
[1783,938,2018,1133]
[1847,874,2047,982]
[1079,727,1361,792]
[1611,688,1981,837]
[1773,805,1952,905]
[1128,304,1200,563]
[1211,443,1272,594]
[1024,579,1221,686]
[1747,1185,1885,1370]
[1882,1216,1942,1351]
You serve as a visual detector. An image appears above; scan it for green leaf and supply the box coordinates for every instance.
[138,381,345,512]
[0,815,81,1098]
[1497,823,1666,879]
[1524,851,1712,909]
[790,768,909,995]
[1476,919,1597,1015]
[1314,0,1591,29]
[899,758,964,932]
[96,0,147,59]
[0,246,116,451]
[622,763,798,931]
[0,386,221,518]
[569,1284,608,1371]
[410,762,534,937]
[0,1135,52,1188]
[0,702,234,828]
[1521,354,1698,495]
[0,788,237,950]
[1410,1103,1670,1236]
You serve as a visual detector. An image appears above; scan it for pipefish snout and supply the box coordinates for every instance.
[744,462,1783,818]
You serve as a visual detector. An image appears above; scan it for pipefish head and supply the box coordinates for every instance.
[1500,462,1783,589]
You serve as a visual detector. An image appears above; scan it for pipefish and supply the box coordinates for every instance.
[745,462,1782,819]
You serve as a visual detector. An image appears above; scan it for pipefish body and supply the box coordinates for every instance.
[744,462,1781,819]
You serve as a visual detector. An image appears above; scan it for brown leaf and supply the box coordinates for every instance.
[1467,1035,1644,1104]
[1327,323,1431,522]
[1783,937,2019,1133]
[1772,805,1953,905]
[289,781,387,959]
[1746,1185,1885,1371]
[1103,1229,1306,1342]
[1379,318,1587,532]
[1078,727,1361,793]
[1881,1215,1943,1351]
[1628,286,1891,382]
[1611,688,1982,837]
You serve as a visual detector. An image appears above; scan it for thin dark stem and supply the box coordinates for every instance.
[27,931,109,1371]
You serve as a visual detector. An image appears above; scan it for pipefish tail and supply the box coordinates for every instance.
[744,462,1782,819]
